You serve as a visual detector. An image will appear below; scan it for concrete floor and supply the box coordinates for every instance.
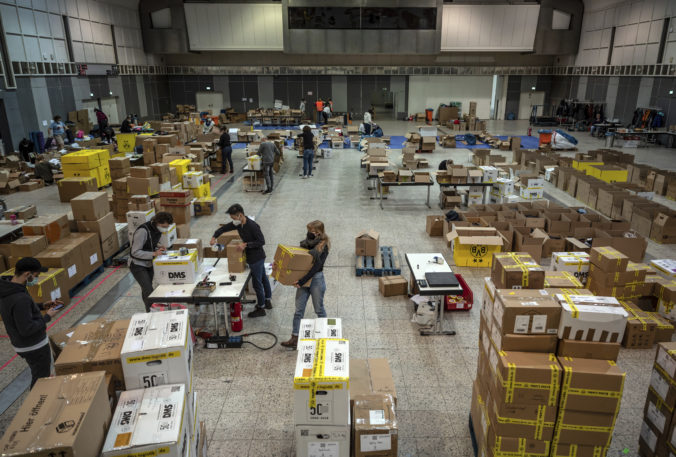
[0,119,675,456]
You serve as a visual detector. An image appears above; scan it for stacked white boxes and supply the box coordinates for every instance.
[551,251,590,285]
[294,338,350,457]
[102,384,190,457]
[120,310,201,454]
[519,175,545,199]
[127,208,155,243]
[153,249,200,285]
[478,165,498,183]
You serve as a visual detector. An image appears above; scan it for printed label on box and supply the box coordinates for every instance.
[308,442,339,457]
[642,421,658,451]
[651,369,669,401]
[50,288,61,301]
[647,401,667,432]
[369,410,386,425]
[68,264,77,278]
[532,315,547,333]
[90,253,98,265]
[657,347,676,379]
[360,434,391,452]
[514,315,530,334]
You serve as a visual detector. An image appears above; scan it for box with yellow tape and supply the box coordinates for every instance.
[491,252,544,289]
[551,251,590,286]
[555,294,628,343]
[62,163,111,188]
[589,246,629,273]
[2,267,69,308]
[169,159,191,183]
[120,309,193,391]
[492,289,561,336]
[544,271,583,289]
[272,244,314,286]
[552,357,625,447]
[294,338,349,426]
[152,248,199,285]
[588,262,647,288]
[61,149,109,169]
[618,300,656,349]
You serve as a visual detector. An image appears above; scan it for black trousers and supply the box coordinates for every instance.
[222,146,233,173]
[130,263,154,312]
[18,344,52,388]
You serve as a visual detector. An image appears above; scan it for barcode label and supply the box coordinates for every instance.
[369,410,386,425]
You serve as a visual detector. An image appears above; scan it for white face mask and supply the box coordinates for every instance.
[232,219,242,226]
[158,226,169,233]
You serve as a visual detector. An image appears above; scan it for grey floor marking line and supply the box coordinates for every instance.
[0,168,245,415]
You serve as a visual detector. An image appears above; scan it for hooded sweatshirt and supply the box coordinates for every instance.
[0,278,50,352]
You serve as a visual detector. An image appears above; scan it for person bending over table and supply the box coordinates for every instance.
[210,204,272,318]
[129,211,174,312]
[280,220,329,348]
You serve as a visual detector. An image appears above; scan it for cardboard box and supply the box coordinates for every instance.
[350,359,397,409]
[488,349,561,406]
[22,214,70,244]
[352,394,397,457]
[356,230,380,257]
[555,294,628,342]
[589,245,629,273]
[194,197,217,216]
[162,203,191,225]
[160,190,192,206]
[294,339,349,426]
[172,238,203,263]
[58,176,98,202]
[294,425,349,457]
[299,318,342,339]
[128,176,160,196]
[101,232,120,259]
[226,240,246,273]
[651,259,676,278]
[9,235,47,258]
[544,271,583,289]
[556,339,620,361]
[557,356,625,414]
[130,166,153,178]
[121,310,194,391]
[378,275,407,297]
[551,252,590,285]
[491,252,545,289]
[492,292,560,335]
[102,384,190,457]
[272,245,313,286]
[183,171,204,189]
[153,249,199,284]
[426,215,444,237]
[54,318,130,391]
[0,371,111,457]
[588,262,646,287]
[76,211,115,243]
[4,205,36,221]
[447,227,503,267]
[71,191,109,221]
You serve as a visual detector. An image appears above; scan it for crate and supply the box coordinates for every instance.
[444,274,473,311]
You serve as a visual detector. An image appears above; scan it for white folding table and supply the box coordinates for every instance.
[405,253,463,336]
[149,257,251,336]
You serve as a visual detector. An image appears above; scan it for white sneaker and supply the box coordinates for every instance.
[302,175,308,179]
[309,174,314,177]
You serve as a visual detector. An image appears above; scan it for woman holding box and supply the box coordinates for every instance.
[281,221,330,349]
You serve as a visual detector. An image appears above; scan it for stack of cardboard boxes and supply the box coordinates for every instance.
[519,173,545,200]
[112,177,130,222]
[72,191,120,261]
[587,246,652,300]
[62,149,112,188]
[639,342,676,457]
[109,156,130,180]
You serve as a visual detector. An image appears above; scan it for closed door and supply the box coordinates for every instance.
[196,92,224,114]
[518,91,545,119]
[100,97,119,125]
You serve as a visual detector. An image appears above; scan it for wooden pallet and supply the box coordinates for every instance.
[69,265,105,297]
[355,246,401,277]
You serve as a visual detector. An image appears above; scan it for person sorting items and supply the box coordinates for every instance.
[281,221,330,349]
[210,204,272,318]
[129,211,174,312]
[0,258,63,388]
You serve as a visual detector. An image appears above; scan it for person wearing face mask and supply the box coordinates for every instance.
[129,211,174,312]
[0,258,64,388]
[281,221,330,348]
[210,203,272,317]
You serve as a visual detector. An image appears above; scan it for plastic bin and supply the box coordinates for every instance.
[444,273,473,311]
[538,129,552,146]
[605,132,615,147]
[425,109,434,122]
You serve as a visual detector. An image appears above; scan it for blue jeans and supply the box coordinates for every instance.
[303,149,314,176]
[292,272,327,335]
[249,259,271,309]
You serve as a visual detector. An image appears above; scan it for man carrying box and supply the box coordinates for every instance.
[0,258,63,388]
[210,204,272,317]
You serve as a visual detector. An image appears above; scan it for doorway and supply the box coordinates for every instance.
[518,91,545,120]
[369,88,394,121]
[196,92,224,114]
[100,97,119,124]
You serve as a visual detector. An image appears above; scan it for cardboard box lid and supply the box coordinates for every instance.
[447,227,503,246]
[55,319,130,367]
[357,230,380,242]
[121,310,189,355]
[102,384,186,453]
[556,294,628,320]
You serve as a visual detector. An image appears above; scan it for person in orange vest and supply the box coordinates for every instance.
[315,98,324,124]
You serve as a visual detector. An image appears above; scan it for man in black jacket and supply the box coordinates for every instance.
[0,258,63,388]
[210,204,272,318]
[218,129,233,174]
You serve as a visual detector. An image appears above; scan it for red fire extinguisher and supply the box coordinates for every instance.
[230,302,243,332]
[527,127,532,136]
